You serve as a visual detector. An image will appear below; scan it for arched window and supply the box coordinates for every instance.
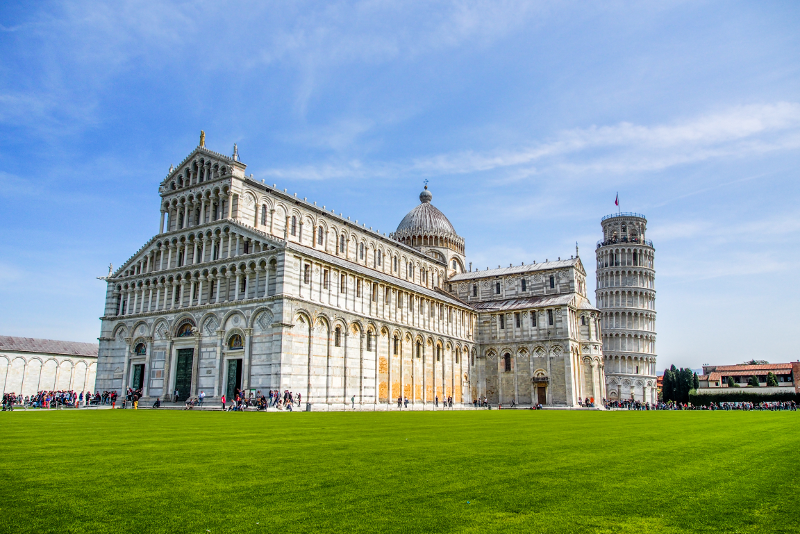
[549,275,555,288]
[359,242,364,259]
[436,345,441,362]
[581,315,586,326]
[134,343,146,356]
[495,282,501,294]
[416,341,422,359]
[334,327,342,347]
[366,331,373,352]
[261,205,267,225]
[504,353,511,372]
[177,323,194,337]
[393,336,399,355]
[452,259,457,270]
[291,216,297,236]
[472,284,477,297]
[228,334,244,350]
[340,234,346,253]
[455,351,459,364]
[318,226,324,245]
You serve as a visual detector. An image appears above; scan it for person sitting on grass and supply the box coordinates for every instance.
[153,398,161,409]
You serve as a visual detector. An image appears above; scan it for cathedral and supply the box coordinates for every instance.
[95,135,609,409]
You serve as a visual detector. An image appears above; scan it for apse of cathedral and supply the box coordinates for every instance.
[95,135,611,408]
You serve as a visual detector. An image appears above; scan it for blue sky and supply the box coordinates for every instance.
[1,1,798,369]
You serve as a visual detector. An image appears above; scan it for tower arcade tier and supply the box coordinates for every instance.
[595,213,657,404]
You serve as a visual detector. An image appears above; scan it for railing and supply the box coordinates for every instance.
[596,238,654,248]
[602,212,647,221]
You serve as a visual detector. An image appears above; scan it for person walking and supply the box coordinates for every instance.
[221,394,226,411]
[351,395,355,410]
[199,391,205,407]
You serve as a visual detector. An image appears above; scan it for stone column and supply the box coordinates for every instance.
[234,273,241,301]
[225,192,233,219]
[514,352,519,405]
[252,268,259,299]
[215,275,222,304]
[235,235,241,257]
[359,333,365,404]
[159,210,166,233]
[121,337,132,396]
[343,331,348,408]
[166,245,173,270]
[269,209,275,236]
[143,336,153,398]
[243,328,253,392]
[189,279,196,307]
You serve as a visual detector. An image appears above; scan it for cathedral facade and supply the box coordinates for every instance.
[95,137,605,408]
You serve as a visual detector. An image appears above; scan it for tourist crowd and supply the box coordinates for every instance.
[1,390,121,410]
[605,399,798,411]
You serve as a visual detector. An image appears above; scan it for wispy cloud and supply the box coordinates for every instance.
[261,102,800,182]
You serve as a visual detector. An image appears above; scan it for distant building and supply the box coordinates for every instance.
[0,336,98,397]
[698,362,799,393]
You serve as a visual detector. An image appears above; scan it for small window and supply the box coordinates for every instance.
[393,336,398,355]
[261,205,267,225]
[377,250,382,266]
[134,343,146,356]
[291,216,297,236]
[581,316,586,326]
[499,315,505,329]
[504,354,511,372]
[340,234,346,253]
[334,327,341,347]
[366,332,373,352]
[472,284,477,297]
[240,277,246,292]
[356,279,362,297]
[532,312,537,327]
[549,275,555,289]
[515,313,520,328]
[228,334,244,350]
[455,352,459,364]
[323,270,329,289]
[372,284,378,302]
[318,226,324,245]
[359,243,364,260]
[394,256,398,272]
[521,279,527,291]
[303,264,310,284]
[340,274,347,293]
[436,346,441,362]
[548,309,554,325]
[452,259,457,269]
[495,282,501,294]
[416,342,422,359]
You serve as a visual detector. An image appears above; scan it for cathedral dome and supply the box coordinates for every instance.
[396,186,458,237]
[393,186,464,255]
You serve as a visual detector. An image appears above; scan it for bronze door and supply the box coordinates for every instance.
[175,349,194,401]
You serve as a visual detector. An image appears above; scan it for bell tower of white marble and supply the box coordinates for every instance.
[596,212,658,404]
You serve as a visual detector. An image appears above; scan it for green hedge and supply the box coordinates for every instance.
[689,391,800,405]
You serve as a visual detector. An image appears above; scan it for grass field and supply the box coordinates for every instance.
[1,410,798,533]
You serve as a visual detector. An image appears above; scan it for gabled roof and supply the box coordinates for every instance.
[711,364,792,372]
[160,146,246,186]
[450,257,584,281]
[0,336,98,358]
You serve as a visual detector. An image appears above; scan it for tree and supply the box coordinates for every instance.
[726,376,736,388]
[743,359,769,365]
[766,372,779,387]
[662,367,676,402]
[693,372,700,390]
[748,375,760,387]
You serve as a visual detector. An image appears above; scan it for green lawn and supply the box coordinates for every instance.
[0,410,798,533]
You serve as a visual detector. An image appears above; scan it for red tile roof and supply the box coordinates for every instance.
[0,336,98,358]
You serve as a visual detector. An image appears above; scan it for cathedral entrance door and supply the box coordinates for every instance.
[537,386,546,405]
[175,349,194,401]
[131,364,145,391]
[226,359,243,399]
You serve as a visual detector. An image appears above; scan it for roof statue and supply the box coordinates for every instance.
[199,130,205,147]
[232,143,239,162]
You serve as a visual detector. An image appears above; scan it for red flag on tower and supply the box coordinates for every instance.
[615,193,619,206]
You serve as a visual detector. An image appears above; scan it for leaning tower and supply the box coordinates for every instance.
[596,213,657,404]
